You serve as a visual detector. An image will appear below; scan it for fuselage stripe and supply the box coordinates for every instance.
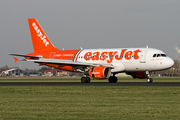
[73,49,83,62]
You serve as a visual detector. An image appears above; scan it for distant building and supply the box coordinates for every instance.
[0,68,26,76]
[0,68,41,77]
[0,68,72,77]
[56,70,70,77]
[44,70,53,76]
[28,71,41,76]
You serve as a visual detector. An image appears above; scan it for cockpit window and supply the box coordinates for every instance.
[157,54,161,57]
[161,54,166,57]
[153,53,167,57]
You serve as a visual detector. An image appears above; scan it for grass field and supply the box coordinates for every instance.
[0,77,180,120]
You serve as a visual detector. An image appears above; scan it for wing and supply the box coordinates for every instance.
[27,58,114,68]
[9,54,114,68]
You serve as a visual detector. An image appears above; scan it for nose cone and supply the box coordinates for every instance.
[165,57,174,69]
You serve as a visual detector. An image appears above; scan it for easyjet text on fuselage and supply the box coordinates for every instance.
[84,49,141,63]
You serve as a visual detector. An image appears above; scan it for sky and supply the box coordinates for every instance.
[0,0,180,70]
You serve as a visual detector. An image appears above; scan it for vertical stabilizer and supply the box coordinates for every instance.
[28,18,58,52]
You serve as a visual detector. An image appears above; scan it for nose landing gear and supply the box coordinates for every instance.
[146,71,153,83]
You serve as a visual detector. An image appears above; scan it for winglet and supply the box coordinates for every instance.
[13,57,19,63]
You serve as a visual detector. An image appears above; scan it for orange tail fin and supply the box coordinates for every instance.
[28,18,58,53]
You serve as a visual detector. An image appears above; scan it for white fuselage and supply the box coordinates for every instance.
[75,48,174,73]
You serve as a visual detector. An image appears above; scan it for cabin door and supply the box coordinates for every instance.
[140,50,147,63]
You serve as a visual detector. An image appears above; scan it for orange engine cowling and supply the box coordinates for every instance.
[88,66,111,79]
[127,72,148,79]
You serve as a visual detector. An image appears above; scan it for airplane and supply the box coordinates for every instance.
[9,18,174,83]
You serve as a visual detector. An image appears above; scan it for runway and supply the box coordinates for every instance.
[0,82,180,86]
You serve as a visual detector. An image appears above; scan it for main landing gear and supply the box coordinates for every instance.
[81,77,91,83]
[108,74,118,83]
[81,76,118,83]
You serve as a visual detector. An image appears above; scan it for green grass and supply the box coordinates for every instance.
[0,86,180,120]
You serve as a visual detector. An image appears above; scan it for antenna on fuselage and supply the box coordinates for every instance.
[146,45,149,48]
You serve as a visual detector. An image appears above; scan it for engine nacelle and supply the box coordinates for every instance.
[88,66,111,79]
[127,72,148,79]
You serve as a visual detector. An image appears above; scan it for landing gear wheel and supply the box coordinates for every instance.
[81,77,87,83]
[86,77,91,83]
[81,77,91,83]
[108,76,118,83]
[147,78,153,83]
[108,77,113,83]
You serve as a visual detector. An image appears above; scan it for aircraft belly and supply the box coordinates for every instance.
[123,61,147,71]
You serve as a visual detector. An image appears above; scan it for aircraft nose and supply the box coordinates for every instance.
[166,57,174,68]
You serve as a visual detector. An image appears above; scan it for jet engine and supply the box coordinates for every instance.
[86,66,111,79]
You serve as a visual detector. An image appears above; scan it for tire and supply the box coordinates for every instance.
[86,77,91,83]
[81,77,91,83]
[108,76,118,83]
[108,77,113,83]
[147,78,153,83]
[150,78,153,83]
[113,77,118,83]
[81,77,87,83]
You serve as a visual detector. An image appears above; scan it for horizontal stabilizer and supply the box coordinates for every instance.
[8,54,40,59]
[13,57,19,63]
